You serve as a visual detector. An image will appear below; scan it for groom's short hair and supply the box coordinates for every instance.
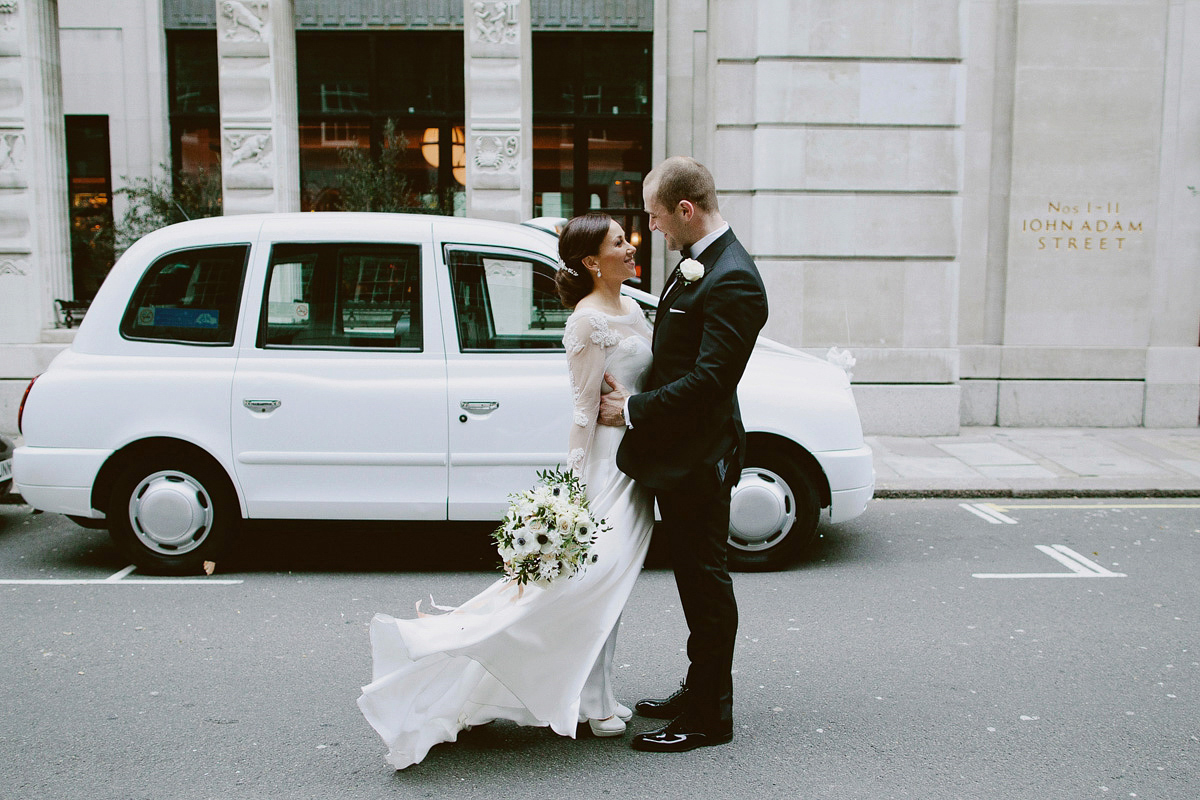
[647,156,718,214]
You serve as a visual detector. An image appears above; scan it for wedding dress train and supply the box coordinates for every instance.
[357,301,654,769]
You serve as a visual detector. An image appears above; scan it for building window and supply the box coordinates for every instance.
[66,116,115,301]
[167,31,221,179]
[533,33,652,286]
[297,31,465,214]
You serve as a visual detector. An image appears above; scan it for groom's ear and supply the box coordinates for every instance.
[678,199,695,220]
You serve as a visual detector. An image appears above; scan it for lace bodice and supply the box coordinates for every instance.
[563,298,653,477]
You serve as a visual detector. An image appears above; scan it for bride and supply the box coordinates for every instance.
[357,213,655,769]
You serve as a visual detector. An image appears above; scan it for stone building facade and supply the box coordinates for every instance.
[0,0,1196,434]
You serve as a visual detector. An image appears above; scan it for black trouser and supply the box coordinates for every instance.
[654,448,740,727]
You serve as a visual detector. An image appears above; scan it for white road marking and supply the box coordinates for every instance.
[105,565,137,582]
[0,578,243,585]
[0,564,242,586]
[987,502,1200,512]
[1043,545,1123,577]
[960,502,1019,524]
[1034,545,1095,575]
[973,544,1127,579]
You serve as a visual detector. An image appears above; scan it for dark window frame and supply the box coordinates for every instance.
[532,32,653,286]
[296,30,466,215]
[167,30,221,180]
[65,114,115,301]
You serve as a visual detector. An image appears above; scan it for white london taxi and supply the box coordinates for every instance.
[15,213,872,574]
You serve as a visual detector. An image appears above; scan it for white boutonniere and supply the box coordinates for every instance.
[678,258,704,284]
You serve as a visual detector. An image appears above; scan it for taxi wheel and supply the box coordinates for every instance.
[727,443,821,571]
[106,454,239,576]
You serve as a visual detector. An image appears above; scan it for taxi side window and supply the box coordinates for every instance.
[262,242,422,351]
[446,248,565,351]
[120,245,250,345]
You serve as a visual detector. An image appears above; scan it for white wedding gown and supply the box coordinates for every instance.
[357,299,654,769]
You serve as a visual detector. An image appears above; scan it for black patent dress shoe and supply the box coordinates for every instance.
[630,717,733,753]
[633,682,690,719]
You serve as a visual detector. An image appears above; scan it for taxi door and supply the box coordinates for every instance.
[439,242,571,520]
[230,228,449,520]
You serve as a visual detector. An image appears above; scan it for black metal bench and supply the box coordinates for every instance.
[54,299,91,328]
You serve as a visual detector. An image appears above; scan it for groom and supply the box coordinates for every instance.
[598,156,768,752]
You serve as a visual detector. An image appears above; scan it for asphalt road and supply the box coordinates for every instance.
[1,498,1197,800]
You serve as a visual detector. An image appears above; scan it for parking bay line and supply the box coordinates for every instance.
[0,564,243,585]
[986,502,1200,512]
[973,544,1127,580]
[959,502,1019,524]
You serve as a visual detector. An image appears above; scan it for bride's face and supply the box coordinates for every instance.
[590,220,638,284]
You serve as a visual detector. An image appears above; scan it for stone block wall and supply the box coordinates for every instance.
[703,0,967,434]
[958,0,1199,428]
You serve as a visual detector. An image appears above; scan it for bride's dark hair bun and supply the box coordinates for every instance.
[556,213,611,308]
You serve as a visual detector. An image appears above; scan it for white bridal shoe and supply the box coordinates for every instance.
[580,703,633,724]
[588,715,627,737]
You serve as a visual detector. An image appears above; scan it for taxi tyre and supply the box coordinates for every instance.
[106,451,239,575]
[727,439,822,571]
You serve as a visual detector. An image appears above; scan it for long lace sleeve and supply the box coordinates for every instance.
[562,313,608,478]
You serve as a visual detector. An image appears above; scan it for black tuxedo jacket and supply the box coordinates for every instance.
[616,228,768,490]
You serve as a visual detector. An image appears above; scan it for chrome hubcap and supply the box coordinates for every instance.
[127,470,213,555]
[728,467,795,552]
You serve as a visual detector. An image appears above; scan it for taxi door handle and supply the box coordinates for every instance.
[460,400,499,412]
[243,399,282,413]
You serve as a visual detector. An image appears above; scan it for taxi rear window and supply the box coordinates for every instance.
[120,245,250,345]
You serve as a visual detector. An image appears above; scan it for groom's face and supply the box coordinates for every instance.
[644,187,691,254]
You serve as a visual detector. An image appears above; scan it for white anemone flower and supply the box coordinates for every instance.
[512,529,539,556]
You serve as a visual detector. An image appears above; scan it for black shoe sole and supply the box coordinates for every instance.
[633,705,686,720]
[630,731,733,753]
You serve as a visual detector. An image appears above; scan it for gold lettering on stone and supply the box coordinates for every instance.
[1021,201,1143,253]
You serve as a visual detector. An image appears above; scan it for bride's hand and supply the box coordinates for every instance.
[597,373,630,427]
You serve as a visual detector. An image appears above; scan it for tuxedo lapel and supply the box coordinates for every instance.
[653,229,740,348]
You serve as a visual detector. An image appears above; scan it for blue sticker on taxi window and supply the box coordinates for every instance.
[138,307,220,328]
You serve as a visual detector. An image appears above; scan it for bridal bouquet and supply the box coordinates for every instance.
[492,468,606,587]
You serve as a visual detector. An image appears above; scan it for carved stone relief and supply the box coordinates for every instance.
[225,131,273,170]
[0,132,24,171]
[473,134,519,172]
[220,0,268,41]
[0,1,16,33]
[0,258,28,277]
[472,0,519,45]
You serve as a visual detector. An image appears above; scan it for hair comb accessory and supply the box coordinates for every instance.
[557,259,578,277]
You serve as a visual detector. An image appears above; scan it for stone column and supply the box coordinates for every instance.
[993,0,1178,427]
[0,0,71,343]
[462,0,532,223]
[216,0,300,215]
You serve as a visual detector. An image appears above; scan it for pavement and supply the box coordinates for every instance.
[5,427,1200,505]
[870,426,1200,497]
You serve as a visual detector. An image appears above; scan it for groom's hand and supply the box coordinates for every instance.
[597,373,630,427]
